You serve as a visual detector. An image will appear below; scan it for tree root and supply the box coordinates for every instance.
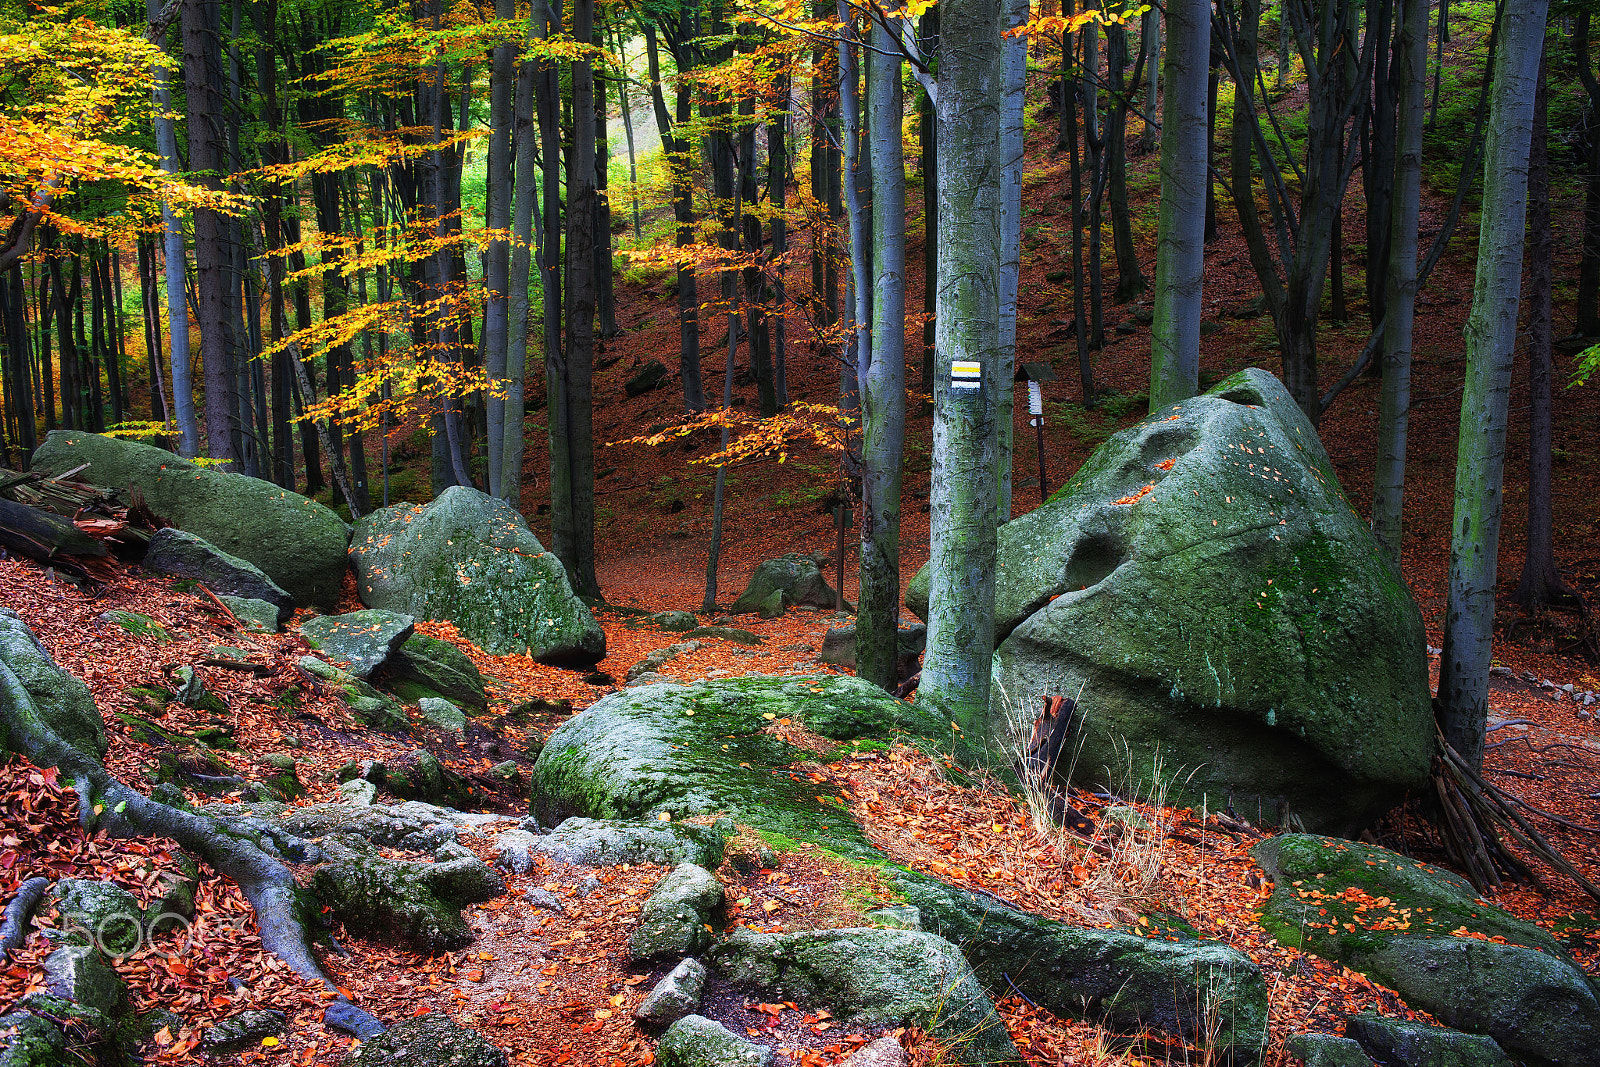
[1430,728,1600,904]
[0,656,334,989]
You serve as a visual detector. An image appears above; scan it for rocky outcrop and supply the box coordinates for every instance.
[350,486,604,665]
[909,369,1432,834]
[1255,834,1600,1067]
[32,431,350,610]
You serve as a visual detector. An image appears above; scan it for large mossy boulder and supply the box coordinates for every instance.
[1254,834,1600,1067]
[0,607,105,761]
[730,554,842,616]
[351,486,604,665]
[707,928,1019,1066]
[906,369,1431,834]
[528,675,949,859]
[32,431,350,611]
[383,634,488,710]
[311,847,505,952]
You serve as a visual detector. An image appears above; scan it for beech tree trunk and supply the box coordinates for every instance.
[922,0,1003,752]
[1437,0,1550,773]
[1148,0,1209,409]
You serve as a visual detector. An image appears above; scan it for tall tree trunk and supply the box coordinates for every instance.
[919,6,939,406]
[1066,65,1093,405]
[769,72,789,408]
[838,4,870,410]
[923,0,1003,751]
[182,0,237,466]
[1371,0,1428,566]
[1149,0,1209,409]
[503,0,539,504]
[1109,21,1147,302]
[1573,13,1600,337]
[996,0,1027,522]
[1437,0,1549,773]
[739,85,776,416]
[555,0,599,598]
[644,20,703,411]
[150,0,198,457]
[858,14,907,693]
[595,53,618,341]
[1139,2,1162,153]
[1513,52,1567,612]
[484,0,515,499]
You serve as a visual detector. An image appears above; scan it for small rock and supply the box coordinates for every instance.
[218,595,285,633]
[625,360,669,397]
[1284,1032,1374,1067]
[841,1036,907,1067]
[630,864,725,961]
[418,697,468,732]
[203,1009,287,1052]
[339,779,379,806]
[635,958,708,1028]
[656,1015,772,1067]
[523,888,564,913]
[348,1011,506,1067]
[583,671,616,686]
[297,610,415,681]
[323,999,387,1039]
[574,875,602,898]
[494,830,541,874]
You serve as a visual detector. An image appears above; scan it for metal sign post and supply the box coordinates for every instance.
[1029,379,1047,502]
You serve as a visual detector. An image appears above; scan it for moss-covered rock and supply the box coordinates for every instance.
[217,596,282,633]
[893,871,1269,1058]
[297,656,409,732]
[47,880,145,957]
[350,486,604,665]
[258,753,304,800]
[707,928,1019,1066]
[0,608,106,760]
[684,627,764,646]
[0,1010,67,1067]
[528,675,949,859]
[41,946,125,1017]
[383,634,488,710]
[1344,1013,1512,1067]
[533,818,725,868]
[1254,834,1600,1067]
[202,1009,287,1053]
[171,665,228,717]
[907,369,1431,834]
[347,1011,507,1067]
[628,611,700,633]
[33,431,351,610]
[144,528,292,622]
[1284,1032,1374,1067]
[730,554,842,616]
[311,850,504,952]
[297,610,415,681]
[417,697,467,733]
[380,749,473,808]
[656,1015,772,1067]
[629,863,724,961]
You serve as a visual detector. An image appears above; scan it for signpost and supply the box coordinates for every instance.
[1029,379,1047,502]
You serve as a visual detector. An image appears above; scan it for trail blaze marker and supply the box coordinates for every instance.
[950,361,982,390]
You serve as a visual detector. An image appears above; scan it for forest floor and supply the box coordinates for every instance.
[8,25,1600,1064]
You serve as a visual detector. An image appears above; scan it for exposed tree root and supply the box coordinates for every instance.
[1430,728,1600,904]
[0,655,334,989]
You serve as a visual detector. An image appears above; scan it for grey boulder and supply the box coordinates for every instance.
[629,864,724,961]
[636,958,708,1028]
[348,1011,506,1067]
[908,368,1432,834]
[33,430,350,610]
[1344,1013,1512,1067]
[350,486,604,665]
[143,528,292,623]
[297,610,415,681]
[730,554,842,616]
[657,1015,772,1067]
[532,818,725,869]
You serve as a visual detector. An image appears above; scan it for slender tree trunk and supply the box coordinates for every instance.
[1140,3,1162,153]
[1573,13,1600,337]
[1438,0,1550,773]
[1067,69,1093,405]
[595,56,618,341]
[150,0,198,457]
[556,0,599,598]
[839,4,870,409]
[614,27,642,243]
[484,0,515,499]
[770,72,789,409]
[858,14,907,693]
[1148,0,1209,409]
[644,21,703,410]
[996,0,1027,522]
[1371,0,1428,566]
[1110,22,1147,302]
[503,1,539,504]
[923,0,1003,752]
[182,0,237,465]
[1513,52,1566,612]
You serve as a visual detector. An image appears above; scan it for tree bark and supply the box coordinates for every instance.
[484,0,515,499]
[996,0,1028,522]
[149,0,198,456]
[1371,0,1428,566]
[858,13,907,693]
[1437,0,1549,773]
[923,0,1003,752]
[1149,0,1209,409]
